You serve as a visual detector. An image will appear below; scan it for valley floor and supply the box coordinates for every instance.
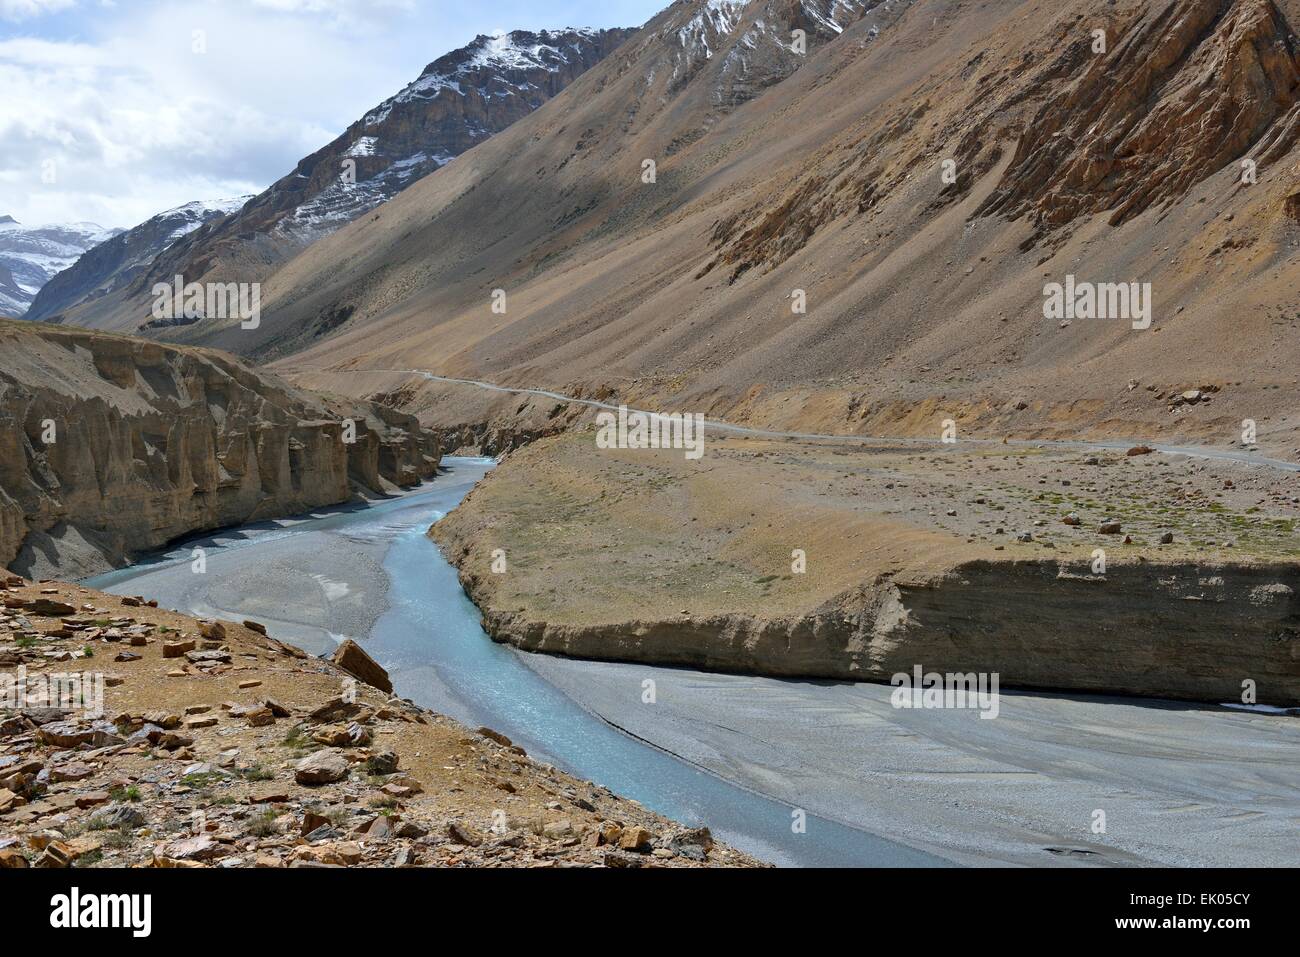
[9,454,1293,867]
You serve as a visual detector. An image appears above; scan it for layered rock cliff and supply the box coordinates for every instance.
[451,557,1300,706]
[431,431,1300,707]
[0,321,440,578]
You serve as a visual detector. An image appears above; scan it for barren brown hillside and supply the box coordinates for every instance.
[170,0,1298,453]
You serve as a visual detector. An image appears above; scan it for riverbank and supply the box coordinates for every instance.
[78,459,947,866]
[431,430,1300,705]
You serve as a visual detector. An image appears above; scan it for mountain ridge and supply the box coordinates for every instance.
[47,27,636,333]
[0,219,123,319]
[24,198,250,324]
[248,0,1300,455]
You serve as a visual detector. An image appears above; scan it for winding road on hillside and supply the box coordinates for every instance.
[373,369,1300,473]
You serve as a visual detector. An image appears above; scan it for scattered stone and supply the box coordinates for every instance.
[90,805,145,829]
[395,820,427,839]
[0,847,27,868]
[25,598,76,617]
[309,697,362,723]
[145,711,181,729]
[367,751,399,775]
[618,826,654,853]
[244,707,275,727]
[198,620,227,640]
[301,810,330,836]
[295,749,350,786]
[603,849,644,868]
[542,819,574,840]
[160,834,221,862]
[37,721,96,748]
[476,726,513,747]
[34,842,73,868]
[447,821,484,847]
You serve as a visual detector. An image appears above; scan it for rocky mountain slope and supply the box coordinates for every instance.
[0,218,122,320]
[23,199,249,325]
[0,576,753,868]
[0,320,440,579]
[52,28,635,333]
[219,0,1300,459]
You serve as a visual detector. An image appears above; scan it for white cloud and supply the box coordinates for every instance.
[0,0,75,21]
[0,0,664,229]
[0,0,416,227]
[249,0,414,18]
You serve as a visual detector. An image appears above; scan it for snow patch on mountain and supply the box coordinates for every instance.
[0,219,123,318]
[364,28,606,127]
[157,197,250,245]
[278,151,454,239]
[283,29,627,242]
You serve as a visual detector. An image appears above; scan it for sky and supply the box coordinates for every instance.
[0,0,664,229]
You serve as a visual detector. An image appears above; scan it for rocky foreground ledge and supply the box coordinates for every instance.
[0,575,758,868]
[0,320,441,579]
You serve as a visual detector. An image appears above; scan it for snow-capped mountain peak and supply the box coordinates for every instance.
[22,198,250,324]
[0,220,123,319]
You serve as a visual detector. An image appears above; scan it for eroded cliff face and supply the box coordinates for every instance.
[0,321,439,577]
[444,556,1300,706]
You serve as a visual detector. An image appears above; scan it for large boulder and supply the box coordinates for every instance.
[331,639,392,693]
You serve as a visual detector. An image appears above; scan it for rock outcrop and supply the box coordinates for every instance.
[0,321,440,577]
[977,0,1300,230]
